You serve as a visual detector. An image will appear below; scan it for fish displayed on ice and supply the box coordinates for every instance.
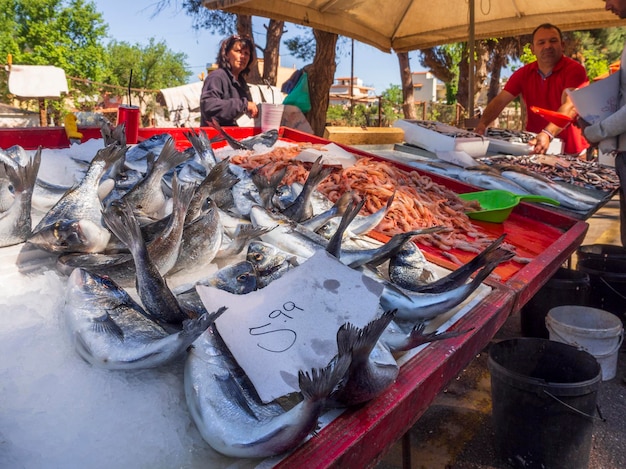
[64,267,225,369]
[0,147,41,247]
[184,323,352,458]
[28,144,126,253]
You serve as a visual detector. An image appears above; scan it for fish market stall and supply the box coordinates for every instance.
[0,125,587,468]
[385,120,619,221]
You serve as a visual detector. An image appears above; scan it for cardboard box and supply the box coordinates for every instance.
[393,119,489,157]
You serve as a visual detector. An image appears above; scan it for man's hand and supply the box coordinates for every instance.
[532,131,552,154]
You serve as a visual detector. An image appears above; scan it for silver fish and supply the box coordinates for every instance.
[457,169,531,194]
[301,190,354,233]
[184,323,352,458]
[103,199,192,325]
[186,157,238,220]
[171,196,223,274]
[123,133,171,173]
[379,247,513,322]
[83,174,195,287]
[331,310,399,407]
[216,223,273,260]
[64,267,224,369]
[0,164,16,212]
[28,144,125,253]
[174,261,258,316]
[0,148,40,247]
[183,129,218,173]
[387,239,438,289]
[121,137,189,220]
[246,240,298,288]
[281,155,332,222]
[500,170,597,211]
[211,118,279,151]
[228,163,264,217]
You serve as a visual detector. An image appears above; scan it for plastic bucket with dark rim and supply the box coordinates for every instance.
[520,267,590,338]
[576,256,626,322]
[577,244,626,263]
[488,338,601,469]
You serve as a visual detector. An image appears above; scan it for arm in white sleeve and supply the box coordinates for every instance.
[584,104,626,143]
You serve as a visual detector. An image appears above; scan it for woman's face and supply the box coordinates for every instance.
[227,41,251,77]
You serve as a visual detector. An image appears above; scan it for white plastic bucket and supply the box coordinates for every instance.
[546,305,623,381]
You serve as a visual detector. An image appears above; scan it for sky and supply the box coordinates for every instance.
[96,0,426,95]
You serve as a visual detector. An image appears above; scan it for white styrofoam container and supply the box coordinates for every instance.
[486,137,533,156]
[393,120,489,157]
[598,150,616,168]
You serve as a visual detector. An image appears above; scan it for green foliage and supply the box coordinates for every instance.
[519,43,535,65]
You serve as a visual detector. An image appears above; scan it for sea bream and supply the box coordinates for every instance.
[64,267,224,369]
[28,144,126,253]
[184,323,352,458]
[0,147,41,247]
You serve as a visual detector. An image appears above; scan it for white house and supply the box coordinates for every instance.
[329,77,377,106]
[412,71,446,103]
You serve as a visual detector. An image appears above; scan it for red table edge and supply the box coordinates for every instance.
[274,286,516,468]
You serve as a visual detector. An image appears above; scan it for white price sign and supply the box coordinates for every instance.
[197,250,384,403]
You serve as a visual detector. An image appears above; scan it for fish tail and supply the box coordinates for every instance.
[155,137,189,173]
[471,247,514,285]
[185,129,217,166]
[210,117,248,150]
[171,173,196,219]
[103,200,145,256]
[326,198,365,258]
[92,143,127,172]
[348,310,396,359]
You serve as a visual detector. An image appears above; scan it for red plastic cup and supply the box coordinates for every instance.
[116,105,140,144]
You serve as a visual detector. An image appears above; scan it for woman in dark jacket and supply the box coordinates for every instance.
[200,34,259,126]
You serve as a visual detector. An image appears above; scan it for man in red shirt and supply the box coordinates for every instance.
[475,23,589,155]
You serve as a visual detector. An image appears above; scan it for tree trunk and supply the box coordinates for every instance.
[398,52,417,120]
[306,29,338,137]
[261,20,285,86]
[237,15,262,84]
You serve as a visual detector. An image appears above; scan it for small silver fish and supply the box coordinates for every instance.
[64,267,224,369]
[281,155,332,222]
[121,137,189,220]
[28,144,125,253]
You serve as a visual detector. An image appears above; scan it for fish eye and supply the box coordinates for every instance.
[237,273,251,282]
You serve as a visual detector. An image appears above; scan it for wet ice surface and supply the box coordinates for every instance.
[0,249,263,469]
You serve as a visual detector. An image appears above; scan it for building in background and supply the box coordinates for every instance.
[329,77,377,106]
[412,71,446,103]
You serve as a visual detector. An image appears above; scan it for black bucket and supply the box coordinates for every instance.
[577,244,626,262]
[576,256,626,322]
[488,338,602,469]
[520,268,590,338]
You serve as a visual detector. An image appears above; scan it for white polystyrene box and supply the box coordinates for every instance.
[393,120,489,157]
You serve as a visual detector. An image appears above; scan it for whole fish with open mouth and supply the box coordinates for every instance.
[64,267,225,369]
[121,137,189,221]
[246,240,299,288]
[186,157,238,218]
[28,144,126,253]
[184,322,352,458]
[102,198,193,325]
[379,247,514,322]
[0,147,41,247]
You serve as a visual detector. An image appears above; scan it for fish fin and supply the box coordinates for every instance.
[215,372,262,421]
[210,118,250,150]
[91,312,125,341]
[326,198,365,258]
